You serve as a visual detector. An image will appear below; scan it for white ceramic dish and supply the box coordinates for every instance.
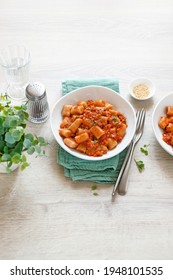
[51,86,136,160]
[129,77,155,100]
[152,93,173,156]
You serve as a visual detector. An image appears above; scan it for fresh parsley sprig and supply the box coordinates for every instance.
[140,144,150,156]
[134,159,145,172]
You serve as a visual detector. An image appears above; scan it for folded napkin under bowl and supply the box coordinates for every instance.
[52,78,135,183]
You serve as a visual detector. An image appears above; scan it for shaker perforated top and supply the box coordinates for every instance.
[25,82,49,123]
[26,82,46,101]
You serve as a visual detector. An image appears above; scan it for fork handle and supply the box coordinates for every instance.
[117,141,136,195]
[112,142,133,197]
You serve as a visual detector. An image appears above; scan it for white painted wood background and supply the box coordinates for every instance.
[0,0,173,260]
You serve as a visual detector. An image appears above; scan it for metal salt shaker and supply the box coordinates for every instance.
[25,82,49,123]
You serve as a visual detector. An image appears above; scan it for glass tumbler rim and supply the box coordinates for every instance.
[0,44,31,68]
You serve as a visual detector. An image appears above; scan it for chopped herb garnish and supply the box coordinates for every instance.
[135,159,145,172]
[91,185,99,196]
[93,192,99,196]
[91,184,97,191]
[140,144,149,156]
[93,121,97,125]
[93,139,98,143]
[113,117,119,123]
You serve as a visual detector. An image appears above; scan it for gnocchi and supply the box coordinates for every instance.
[59,99,128,157]
[158,106,173,147]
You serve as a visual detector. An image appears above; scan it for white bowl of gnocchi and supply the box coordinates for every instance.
[152,93,173,156]
[51,86,136,160]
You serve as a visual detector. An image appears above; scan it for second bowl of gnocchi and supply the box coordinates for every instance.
[152,92,173,156]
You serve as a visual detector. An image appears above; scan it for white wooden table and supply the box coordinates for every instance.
[0,0,173,260]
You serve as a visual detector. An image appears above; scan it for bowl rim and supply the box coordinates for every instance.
[152,92,173,156]
[128,77,155,101]
[50,85,136,161]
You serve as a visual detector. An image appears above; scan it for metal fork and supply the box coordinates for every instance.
[117,108,146,195]
[112,108,146,197]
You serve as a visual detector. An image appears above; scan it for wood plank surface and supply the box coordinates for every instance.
[0,0,173,260]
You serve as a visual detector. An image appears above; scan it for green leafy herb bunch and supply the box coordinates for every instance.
[0,95,47,172]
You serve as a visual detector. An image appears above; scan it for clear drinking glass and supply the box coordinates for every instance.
[0,45,31,100]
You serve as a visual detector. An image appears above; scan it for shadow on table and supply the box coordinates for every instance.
[0,169,19,201]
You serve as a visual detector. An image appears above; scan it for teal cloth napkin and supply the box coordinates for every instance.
[58,78,127,184]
